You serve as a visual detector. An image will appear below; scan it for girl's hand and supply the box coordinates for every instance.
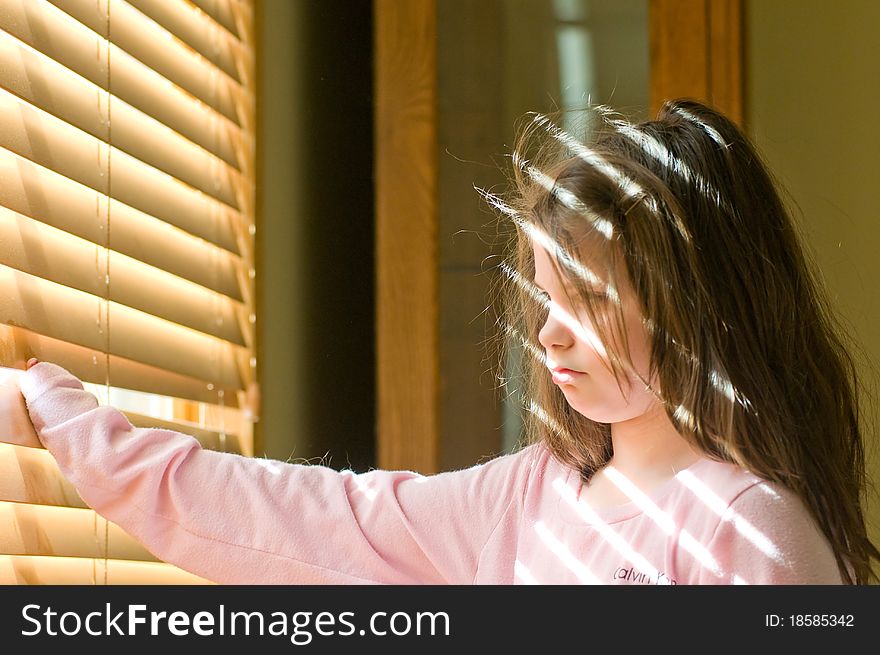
[0,362,43,448]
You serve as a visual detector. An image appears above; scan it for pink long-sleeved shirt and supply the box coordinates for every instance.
[19,362,843,584]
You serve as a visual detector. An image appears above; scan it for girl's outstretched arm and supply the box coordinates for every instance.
[18,361,536,584]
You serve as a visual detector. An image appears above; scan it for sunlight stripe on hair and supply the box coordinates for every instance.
[525,398,571,441]
[524,166,615,239]
[596,107,724,231]
[530,113,645,200]
[499,321,547,369]
[671,106,729,149]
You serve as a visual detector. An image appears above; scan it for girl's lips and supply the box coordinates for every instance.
[550,368,583,384]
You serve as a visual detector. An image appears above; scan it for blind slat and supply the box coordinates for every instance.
[0,0,248,169]
[0,30,251,204]
[111,102,250,212]
[112,44,251,173]
[0,555,211,584]
[0,88,243,254]
[0,207,252,348]
[0,500,156,561]
[0,148,246,301]
[1,324,242,406]
[125,411,245,454]
[3,0,249,128]
[128,0,252,85]
[50,0,252,128]
[190,0,246,42]
[0,443,85,508]
[0,265,249,390]
[0,31,105,137]
[169,399,250,453]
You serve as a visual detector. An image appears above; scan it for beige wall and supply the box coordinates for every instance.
[746,0,880,562]
[255,0,309,460]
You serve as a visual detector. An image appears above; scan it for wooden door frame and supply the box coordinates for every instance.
[374,0,440,473]
[650,0,744,125]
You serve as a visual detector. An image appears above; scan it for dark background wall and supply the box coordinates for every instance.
[256,0,375,471]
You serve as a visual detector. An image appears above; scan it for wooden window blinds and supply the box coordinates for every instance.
[0,0,256,584]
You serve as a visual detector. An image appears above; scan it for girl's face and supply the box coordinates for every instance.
[532,240,658,423]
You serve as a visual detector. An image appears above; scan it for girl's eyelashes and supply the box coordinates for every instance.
[582,289,608,302]
[533,287,605,308]
[568,289,608,305]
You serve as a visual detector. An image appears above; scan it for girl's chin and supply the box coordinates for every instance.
[564,392,648,423]
[563,396,609,421]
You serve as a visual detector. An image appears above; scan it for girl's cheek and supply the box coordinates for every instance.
[575,318,609,361]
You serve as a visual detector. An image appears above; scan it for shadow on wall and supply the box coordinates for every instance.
[258,0,374,471]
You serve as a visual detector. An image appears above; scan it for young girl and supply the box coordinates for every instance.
[12,99,879,585]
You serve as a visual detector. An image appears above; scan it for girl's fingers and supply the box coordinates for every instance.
[26,358,39,370]
[0,380,42,448]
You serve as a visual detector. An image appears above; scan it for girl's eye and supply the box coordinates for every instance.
[580,289,608,303]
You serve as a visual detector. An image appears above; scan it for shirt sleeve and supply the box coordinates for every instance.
[19,362,537,585]
[697,481,844,584]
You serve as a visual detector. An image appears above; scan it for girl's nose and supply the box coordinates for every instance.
[537,301,576,351]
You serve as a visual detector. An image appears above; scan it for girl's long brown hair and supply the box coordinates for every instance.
[490,98,879,584]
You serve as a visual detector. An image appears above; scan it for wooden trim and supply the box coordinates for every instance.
[374,0,439,473]
[649,0,743,125]
[649,0,710,112]
[707,0,744,126]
